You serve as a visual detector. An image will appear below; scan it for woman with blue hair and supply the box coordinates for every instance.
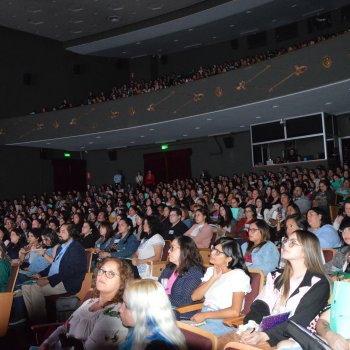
[119,279,186,350]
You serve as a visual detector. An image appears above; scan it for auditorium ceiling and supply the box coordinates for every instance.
[0,0,349,57]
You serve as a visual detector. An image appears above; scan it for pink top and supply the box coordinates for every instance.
[165,270,178,295]
[184,223,213,248]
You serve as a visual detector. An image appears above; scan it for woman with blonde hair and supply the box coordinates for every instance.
[240,230,330,347]
[119,279,186,350]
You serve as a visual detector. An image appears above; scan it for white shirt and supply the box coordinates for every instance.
[138,234,165,260]
[137,234,165,278]
[202,267,251,310]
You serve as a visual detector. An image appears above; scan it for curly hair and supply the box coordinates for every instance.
[92,257,134,307]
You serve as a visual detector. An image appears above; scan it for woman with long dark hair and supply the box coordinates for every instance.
[217,204,235,237]
[159,236,205,318]
[100,217,139,259]
[241,219,280,276]
[190,237,251,336]
[132,216,165,278]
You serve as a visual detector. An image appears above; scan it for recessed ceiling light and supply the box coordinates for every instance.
[256,116,262,119]
[140,135,145,138]
[229,24,235,28]
[69,19,84,24]
[148,3,164,10]
[80,146,85,149]
[110,6,124,11]
[46,142,51,145]
[69,6,84,12]
[195,126,200,130]
[325,102,332,105]
[89,141,93,144]
[272,105,279,108]
[130,141,135,144]
[188,28,193,31]
[149,128,155,131]
[29,20,44,25]
[96,136,101,139]
[183,134,188,137]
[173,39,179,42]
[240,125,245,128]
[107,15,120,22]
[27,8,42,14]
[246,10,252,14]
[207,118,212,121]
[122,51,127,54]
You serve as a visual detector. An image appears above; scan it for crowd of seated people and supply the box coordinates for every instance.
[31,26,350,116]
[0,163,349,348]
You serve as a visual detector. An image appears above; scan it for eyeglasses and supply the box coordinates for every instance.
[96,268,119,279]
[169,245,179,252]
[282,238,302,248]
[248,228,259,233]
[211,247,226,256]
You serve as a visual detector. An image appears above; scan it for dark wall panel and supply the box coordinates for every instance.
[0,27,130,119]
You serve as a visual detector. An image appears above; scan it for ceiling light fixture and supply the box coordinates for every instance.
[107,15,120,22]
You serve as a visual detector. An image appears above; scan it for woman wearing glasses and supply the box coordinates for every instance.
[233,204,257,243]
[240,231,330,347]
[190,237,251,336]
[241,220,280,276]
[184,207,213,248]
[38,257,132,350]
[158,236,205,318]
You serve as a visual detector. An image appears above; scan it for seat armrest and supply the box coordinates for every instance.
[223,314,245,327]
[31,322,63,345]
[176,302,203,314]
[31,322,63,332]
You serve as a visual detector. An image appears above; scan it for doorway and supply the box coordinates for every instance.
[143,149,192,183]
[52,159,87,193]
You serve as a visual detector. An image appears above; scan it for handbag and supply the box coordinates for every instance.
[56,295,81,322]
[285,320,332,350]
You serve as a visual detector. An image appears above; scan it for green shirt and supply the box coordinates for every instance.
[0,259,11,292]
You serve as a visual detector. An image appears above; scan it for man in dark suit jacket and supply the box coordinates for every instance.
[22,224,86,323]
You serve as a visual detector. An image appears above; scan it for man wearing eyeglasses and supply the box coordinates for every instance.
[22,224,86,323]
[163,207,188,240]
